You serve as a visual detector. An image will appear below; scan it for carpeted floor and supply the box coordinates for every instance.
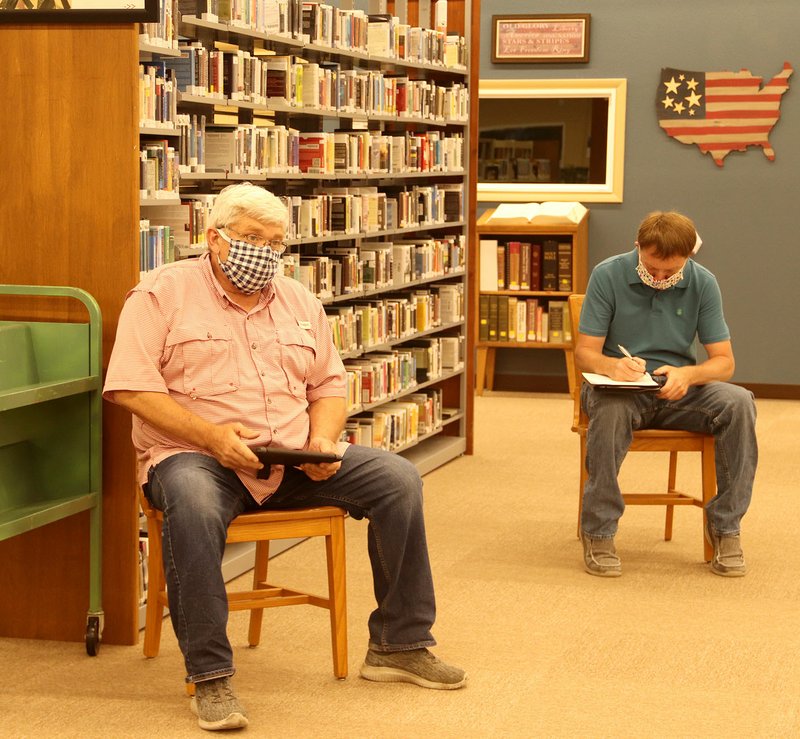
[2,393,798,737]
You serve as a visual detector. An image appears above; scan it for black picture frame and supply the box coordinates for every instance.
[491,14,591,64]
[0,0,158,24]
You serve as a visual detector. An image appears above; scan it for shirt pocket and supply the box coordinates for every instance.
[277,327,316,398]
[165,324,239,398]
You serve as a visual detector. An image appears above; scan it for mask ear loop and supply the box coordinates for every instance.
[692,232,702,254]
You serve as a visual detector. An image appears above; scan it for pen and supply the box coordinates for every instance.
[618,344,646,369]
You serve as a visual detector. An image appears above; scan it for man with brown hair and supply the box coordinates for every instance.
[574,211,757,578]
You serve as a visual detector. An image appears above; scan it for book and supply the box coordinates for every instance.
[495,244,506,290]
[547,300,566,343]
[497,296,509,341]
[507,296,517,341]
[479,238,499,291]
[487,295,499,341]
[478,294,489,342]
[519,242,531,291]
[529,242,542,291]
[557,242,573,292]
[507,241,520,290]
[487,201,588,224]
[541,240,559,291]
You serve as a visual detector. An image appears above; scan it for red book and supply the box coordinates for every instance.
[529,242,542,291]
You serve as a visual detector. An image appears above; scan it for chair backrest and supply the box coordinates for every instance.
[565,294,586,431]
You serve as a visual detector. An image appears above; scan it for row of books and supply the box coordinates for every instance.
[144,191,464,256]
[343,336,465,412]
[326,285,463,353]
[479,238,573,293]
[161,45,468,120]
[173,0,466,69]
[139,65,179,128]
[281,186,464,239]
[479,296,573,345]
[290,237,464,296]
[139,0,179,48]
[201,126,464,176]
[318,287,462,352]
[140,142,180,197]
[341,388,445,451]
[139,220,177,272]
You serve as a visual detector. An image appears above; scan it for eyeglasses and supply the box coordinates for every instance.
[221,227,288,254]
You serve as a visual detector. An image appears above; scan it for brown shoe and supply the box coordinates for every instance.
[581,532,622,577]
[190,677,248,731]
[360,647,467,689]
[705,520,746,577]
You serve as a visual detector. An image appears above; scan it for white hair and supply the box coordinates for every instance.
[209,182,289,231]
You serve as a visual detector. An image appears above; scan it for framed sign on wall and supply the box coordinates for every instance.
[0,0,158,23]
[492,14,591,64]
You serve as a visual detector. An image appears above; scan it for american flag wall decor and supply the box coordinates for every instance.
[656,62,793,167]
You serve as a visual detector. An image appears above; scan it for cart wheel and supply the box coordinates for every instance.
[86,616,101,656]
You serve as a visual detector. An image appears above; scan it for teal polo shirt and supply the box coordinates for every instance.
[579,248,730,372]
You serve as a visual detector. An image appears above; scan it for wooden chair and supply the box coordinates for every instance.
[139,492,348,681]
[565,294,714,561]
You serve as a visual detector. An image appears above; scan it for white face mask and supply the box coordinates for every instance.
[636,250,687,291]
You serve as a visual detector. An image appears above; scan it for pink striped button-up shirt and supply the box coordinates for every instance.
[103,254,347,503]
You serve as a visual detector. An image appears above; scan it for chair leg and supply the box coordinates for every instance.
[701,438,716,562]
[143,519,165,658]
[326,514,348,679]
[247,540,271,647]
[485,347,497,392]
[475,346,487,396]
[664,451,678,541]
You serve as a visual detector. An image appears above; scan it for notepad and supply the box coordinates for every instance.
[582,372,662,391]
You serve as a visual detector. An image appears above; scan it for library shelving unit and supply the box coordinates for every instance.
[474,207,588,395]
[134,2,476,625]
[0,285,104,654]
[139,3,473,471]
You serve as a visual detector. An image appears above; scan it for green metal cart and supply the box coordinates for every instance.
[0,285,103,655]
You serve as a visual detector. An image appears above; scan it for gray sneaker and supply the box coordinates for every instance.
[360,647,467,690]
[581,532,622,577]
[190,677,249,731]
[705,520,746,577]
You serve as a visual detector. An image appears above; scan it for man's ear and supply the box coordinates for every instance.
[206,227,222,254]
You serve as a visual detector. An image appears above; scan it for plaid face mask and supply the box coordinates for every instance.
[216,230,281,295]
[636,253,686,291]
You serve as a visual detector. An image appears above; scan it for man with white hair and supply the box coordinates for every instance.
[104,183,466,731]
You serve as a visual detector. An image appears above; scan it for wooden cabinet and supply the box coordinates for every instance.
[474,207,588,394]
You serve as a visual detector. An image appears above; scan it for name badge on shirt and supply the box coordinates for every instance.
[297,319,312,330]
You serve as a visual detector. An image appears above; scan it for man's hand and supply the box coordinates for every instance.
[300,436,342,482]
[206,422,262,474]
[609,355,647,382]
[653,365,692,401]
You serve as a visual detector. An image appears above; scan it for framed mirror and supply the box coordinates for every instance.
[477,78,627,203]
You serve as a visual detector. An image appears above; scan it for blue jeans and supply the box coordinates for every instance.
[145,444,436,683]
[580,382,757,539]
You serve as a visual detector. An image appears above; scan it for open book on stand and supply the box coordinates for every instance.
[487,201,588,224]
[582,372,665,392]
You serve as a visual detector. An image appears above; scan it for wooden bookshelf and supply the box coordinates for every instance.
[474,208,589,395]
[0,25,141,646]
[0,2,477,649]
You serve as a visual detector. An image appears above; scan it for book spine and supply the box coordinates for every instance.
[542,239,558,291]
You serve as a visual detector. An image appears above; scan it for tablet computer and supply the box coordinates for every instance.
[249,445,342,478]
